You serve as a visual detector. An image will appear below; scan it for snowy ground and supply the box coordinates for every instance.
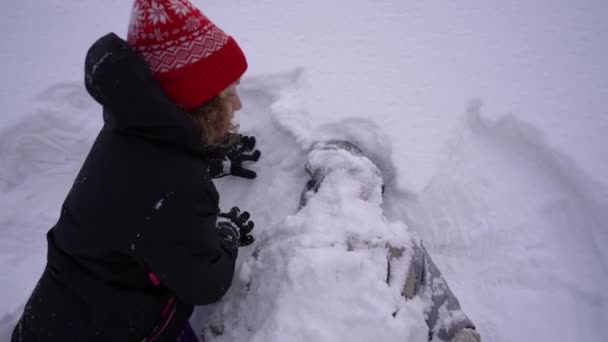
[1,0,608,341]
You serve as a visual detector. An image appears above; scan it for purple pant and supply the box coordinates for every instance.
[177,322,199,342]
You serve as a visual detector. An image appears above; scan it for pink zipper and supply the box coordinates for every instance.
[148,272,161,286]
[146,297,176,342]
[145,273,176,342]
[161,297,175,317]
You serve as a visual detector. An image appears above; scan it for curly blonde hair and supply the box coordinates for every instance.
[185,95,237,146]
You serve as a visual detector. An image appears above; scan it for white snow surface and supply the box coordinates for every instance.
[1,1,608,341]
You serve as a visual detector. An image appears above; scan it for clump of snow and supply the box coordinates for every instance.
[305,142,383,205]
[88,51,112,78]
[153,198,164,210]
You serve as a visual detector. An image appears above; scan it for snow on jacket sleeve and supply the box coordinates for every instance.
[137,180,238,305]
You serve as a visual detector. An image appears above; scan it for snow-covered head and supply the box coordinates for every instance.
[127,0,247,110]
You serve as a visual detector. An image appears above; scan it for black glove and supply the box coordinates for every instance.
[208,134,261,179]
[216,207,255,248]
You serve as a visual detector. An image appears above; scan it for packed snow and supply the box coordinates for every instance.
[194,141,430,342]
[1,0,608,341]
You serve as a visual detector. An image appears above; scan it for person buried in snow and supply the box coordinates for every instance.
[11,0,259,341]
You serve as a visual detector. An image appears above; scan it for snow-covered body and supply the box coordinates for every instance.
[196,141,478,342]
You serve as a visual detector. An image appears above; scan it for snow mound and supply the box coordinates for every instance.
[401,101,608,341]
[201,140,428,342]
[0,82,101,339]
[0,83,99,192]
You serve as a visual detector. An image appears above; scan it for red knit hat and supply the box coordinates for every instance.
[127,0,248,110]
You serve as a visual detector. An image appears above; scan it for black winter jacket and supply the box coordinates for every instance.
[11,33,237,342]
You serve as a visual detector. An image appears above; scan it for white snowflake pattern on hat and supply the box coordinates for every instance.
[184,17,201,32]
[128,1,148,40]
[152,28,169,42]
[168,0,191,17]
[148,1,169,25]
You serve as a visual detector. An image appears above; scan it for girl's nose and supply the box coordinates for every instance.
[232,93,242,111]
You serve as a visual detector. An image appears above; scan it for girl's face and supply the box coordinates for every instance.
[220,80,242,119]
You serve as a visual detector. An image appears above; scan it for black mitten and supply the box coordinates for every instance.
[217,207,255,247]
[216,220,240,251]
[217,207,255,248]
[208,134,261,179]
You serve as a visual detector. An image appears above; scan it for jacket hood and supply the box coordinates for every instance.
[84,33,205,154]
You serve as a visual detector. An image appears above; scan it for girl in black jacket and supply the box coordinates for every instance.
[11,1,256,341]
